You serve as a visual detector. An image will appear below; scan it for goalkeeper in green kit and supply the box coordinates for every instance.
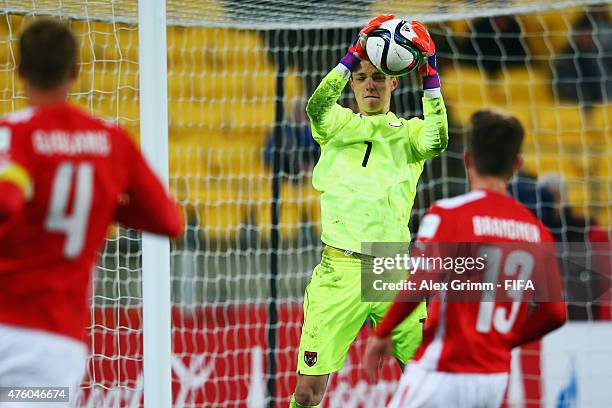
[290,15,448,407]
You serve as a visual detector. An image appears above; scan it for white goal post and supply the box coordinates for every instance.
[138,0,172,406]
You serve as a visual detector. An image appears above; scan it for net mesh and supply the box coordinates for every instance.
[1,0,609,27]
[1,0,611,406]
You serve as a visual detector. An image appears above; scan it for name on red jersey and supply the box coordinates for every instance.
[33,130,111,156]
[472,216,540,243]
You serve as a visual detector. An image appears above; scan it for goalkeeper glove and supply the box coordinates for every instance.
[340,14,395,71]
[410,20,441,90]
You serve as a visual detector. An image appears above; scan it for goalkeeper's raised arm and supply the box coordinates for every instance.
[306,17,449,254]
[306,18,447,156]
[290,16,448,408]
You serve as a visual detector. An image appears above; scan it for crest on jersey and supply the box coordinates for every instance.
[388,121,402,127]
[304,351,317,367]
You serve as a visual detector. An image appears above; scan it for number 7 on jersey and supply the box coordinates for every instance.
[362,141,373,167]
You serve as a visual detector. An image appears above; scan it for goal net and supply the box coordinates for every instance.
[1,0,611,407]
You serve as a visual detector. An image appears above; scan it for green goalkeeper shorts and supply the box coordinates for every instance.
[296,246,426,375]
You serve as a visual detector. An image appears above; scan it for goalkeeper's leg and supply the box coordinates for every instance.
[291,247,369,406]
[290,375,328,407]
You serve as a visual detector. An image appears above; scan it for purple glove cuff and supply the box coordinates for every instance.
[422,74,441,90]
[340,52,361,72]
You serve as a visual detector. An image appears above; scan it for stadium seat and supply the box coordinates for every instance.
[75,61,139,94]
[505,105,535,132]
[0,36,11,68]
[170,130,265,177]
[518,7,584,59]
[442,64,495,125]
[192,196,249,238]
[0,16,7,37]
[78,88,139,125]
[522,104,596,184]
[0,14,26,38]
[168,69,304,132]
[444,19,471,38]
[251,181,320,240]
[591,115,612,227]
[198,71,276,100]
[74,21,139,64]
[590,104,612,133]
[167,27,216,68]
[0,16,22,99]
[168,71,257,100]
[167,26,266,73]
[491,66,553,105]
[169,129,271,239]
[209,30,268,70]
[0,69,20,102]
[532,104,588,145]
[590,168,612,227]
[521,149,587,183]
[590,106,612,225]
[170,140,250,238]
[167,23,302,142]
[168,98,275,131]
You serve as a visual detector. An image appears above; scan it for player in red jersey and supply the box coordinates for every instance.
[364,110,567,407]
[0,19,182,403]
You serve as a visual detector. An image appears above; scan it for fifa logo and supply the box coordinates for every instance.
[504,279,535,291]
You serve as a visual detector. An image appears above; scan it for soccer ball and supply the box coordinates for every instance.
[365,19,424,77]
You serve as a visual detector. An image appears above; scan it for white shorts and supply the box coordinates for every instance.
[388,362,509,408]
[0,324,88,408]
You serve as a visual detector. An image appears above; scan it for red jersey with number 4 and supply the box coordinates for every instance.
[0,103,182,343]
[411,190,561,373]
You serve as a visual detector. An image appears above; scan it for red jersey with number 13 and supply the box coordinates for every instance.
[410,190,561,373]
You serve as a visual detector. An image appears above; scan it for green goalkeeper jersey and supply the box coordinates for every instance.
[307,68,448,255]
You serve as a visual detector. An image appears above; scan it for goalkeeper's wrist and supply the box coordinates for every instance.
[422,74,441,91]
[339,52,361,72]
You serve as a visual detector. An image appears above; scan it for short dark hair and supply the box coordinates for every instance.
[466,110,524,177]
[19,18,77,90]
